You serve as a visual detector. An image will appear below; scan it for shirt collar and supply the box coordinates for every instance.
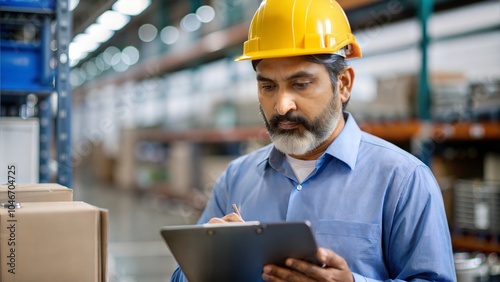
[323,112,361,170]
[257,111,362,171]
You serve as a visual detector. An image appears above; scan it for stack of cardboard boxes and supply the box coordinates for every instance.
[0,183,107,282]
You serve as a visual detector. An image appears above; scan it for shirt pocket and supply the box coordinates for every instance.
[315,220,381,263]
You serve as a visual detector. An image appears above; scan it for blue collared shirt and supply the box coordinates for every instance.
[171,113,456,282]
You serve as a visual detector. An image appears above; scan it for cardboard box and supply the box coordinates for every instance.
[0,183,73,203]
[0,201,108,282]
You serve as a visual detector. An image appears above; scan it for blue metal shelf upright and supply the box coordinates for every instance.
[0,0,72,187]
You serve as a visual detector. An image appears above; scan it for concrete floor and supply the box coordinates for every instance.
[73,177,199,282]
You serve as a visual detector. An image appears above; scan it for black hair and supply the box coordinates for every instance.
[252,54,350,109]
[303,54,349,109]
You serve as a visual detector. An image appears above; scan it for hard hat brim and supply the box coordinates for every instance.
[235,42,362,62]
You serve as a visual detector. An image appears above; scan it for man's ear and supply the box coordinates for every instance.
[338,66,355,104]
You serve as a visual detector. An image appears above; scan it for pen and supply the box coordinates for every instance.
[232,204,242,218]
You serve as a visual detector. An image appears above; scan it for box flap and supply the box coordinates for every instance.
[0,183,73,202]
[99,208,109,282]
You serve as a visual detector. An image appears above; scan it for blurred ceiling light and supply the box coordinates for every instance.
[180,13,201,32]
[74,43,100,55]
[69,0,79,11]
[70,36,100,54]
[102,46,121,65]
[196,6,215,23]
[112,60,130,72]
[95,54,109,71]
[70,69,83,86]
[138,24,158,42]
[97,10,130,31]
[85,23,115,43]
[91,59,104,75]
[122,46,140,65]
[112,0,151,16]
[83,60,98,77]
[160,26,179,45]
[111,52,122,66]
[69,43,89,62]
[70,58,82,67]
[120,52,131,65]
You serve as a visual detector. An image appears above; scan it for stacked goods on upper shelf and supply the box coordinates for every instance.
[348,72,497,124]
[453,180,500,237]
[348,73,417,121]
[430,73,469,122]
[471,81,500,121]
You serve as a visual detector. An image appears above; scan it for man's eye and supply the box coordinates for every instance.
[261,84,276,91]
[294,82,311,89]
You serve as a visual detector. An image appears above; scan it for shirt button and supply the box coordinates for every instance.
[297,185,302,191]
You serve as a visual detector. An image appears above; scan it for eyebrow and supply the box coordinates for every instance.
[256,71,315,82]
[256,74,273,82]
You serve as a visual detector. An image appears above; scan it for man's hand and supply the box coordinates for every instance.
[207,212,244,223]
[262,248,353,282]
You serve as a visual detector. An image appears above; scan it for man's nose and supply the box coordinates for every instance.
[275,89,297,116]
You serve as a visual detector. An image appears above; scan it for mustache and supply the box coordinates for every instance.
[269,112,310,130]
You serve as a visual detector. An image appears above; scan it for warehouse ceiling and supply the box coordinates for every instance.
[70,0,489,57]
[72,0,185,35]
[71,0,488,37]
[72,0,114,35]
[67,0,493,88]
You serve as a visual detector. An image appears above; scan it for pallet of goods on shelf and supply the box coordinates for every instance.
[452,179,500,254]
[349,73,417,121]
[349,72,471,122]
[471,81,500,121]
[454,180,500,236]
[430,73,469,122]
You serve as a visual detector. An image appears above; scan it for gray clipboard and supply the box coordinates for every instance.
[160,221,319,282]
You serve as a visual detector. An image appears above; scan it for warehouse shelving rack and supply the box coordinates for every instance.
[0,0,72,187]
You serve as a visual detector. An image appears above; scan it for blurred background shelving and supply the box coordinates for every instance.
[0,0,72,186]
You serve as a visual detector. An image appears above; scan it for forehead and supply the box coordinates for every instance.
[255,56,327,78]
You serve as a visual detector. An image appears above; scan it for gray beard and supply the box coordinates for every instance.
[260,94,342,156]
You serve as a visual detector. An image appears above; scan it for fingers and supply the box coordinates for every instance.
[262,249,354,282]
[317,248,349,271]
[262,264,314,282]
[227,212,244,222]
[207,217,226,224]
[316,248,354,282]
[207,212,244,224]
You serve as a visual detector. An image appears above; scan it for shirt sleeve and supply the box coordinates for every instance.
[170,266,188,282]
[361,165,456,281]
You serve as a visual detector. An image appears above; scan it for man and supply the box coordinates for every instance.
[171,0,456,281]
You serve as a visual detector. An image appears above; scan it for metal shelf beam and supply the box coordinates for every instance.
[55,0,72,187]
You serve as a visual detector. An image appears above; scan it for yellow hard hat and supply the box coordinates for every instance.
[235,0,362,61]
